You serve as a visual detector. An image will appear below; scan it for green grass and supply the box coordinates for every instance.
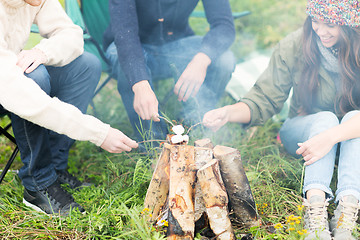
[2,0,359,239]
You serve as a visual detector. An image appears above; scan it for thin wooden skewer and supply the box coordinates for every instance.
[186,121,203,134]
[137,139,166,144]
[158,115,175,126]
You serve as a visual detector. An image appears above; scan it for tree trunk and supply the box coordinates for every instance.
[197,159,235,240]
[213,145,258,227]
[167,145,196,239]
[144,143,171,222]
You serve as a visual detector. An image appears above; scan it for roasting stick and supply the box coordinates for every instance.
[157,115,175,126]
[137,139,166,144]
[186,121,203,134]
[135,116,172,144]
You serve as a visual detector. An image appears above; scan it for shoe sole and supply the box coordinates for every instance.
[23,198,86,215]
[23,198,46,214]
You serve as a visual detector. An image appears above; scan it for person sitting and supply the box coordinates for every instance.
[103,0,236,144]
[203,0,360,239]
[0,0,138,215]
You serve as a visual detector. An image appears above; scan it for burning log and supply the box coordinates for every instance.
[197,159,235,240]
[144,143,171,222]
[213,145,258,227]
[167,145,196,239]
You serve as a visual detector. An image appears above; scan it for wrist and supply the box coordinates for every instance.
[33,47,48,64]
[227,102,251,124]
[326,127,342,145]
[132,80,150,93]
[193,52,211,69]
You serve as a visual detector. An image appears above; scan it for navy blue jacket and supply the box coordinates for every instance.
[104,0,235,86]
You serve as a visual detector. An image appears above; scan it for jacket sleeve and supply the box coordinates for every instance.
[240,33,301,127]
[201,0,235,61]
[33,0,84,67]
[109,0,150,86]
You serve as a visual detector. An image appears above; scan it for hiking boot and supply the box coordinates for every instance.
[330,195,360,240]
[303,195,332,240]
[23,180,85,215]
[56,169,92,189]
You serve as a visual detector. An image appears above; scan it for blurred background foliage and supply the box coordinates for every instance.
[191,0,307,60]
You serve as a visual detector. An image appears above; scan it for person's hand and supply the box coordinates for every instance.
[100,127,138,153]
[132,80,160,121]
[24,0,41,6]
[174,53,211,102]
[202,107,229,132]
[296,131,336,166]
[17,48,47,73]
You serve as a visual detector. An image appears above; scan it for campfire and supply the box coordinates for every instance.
[144,124,259,239]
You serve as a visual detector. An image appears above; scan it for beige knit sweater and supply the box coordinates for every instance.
[0,0,109,146]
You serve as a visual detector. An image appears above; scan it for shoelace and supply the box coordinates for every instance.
[336,200,359,231]
[304,201,329,231]
[58,170,82,187]
[44,182,75,208]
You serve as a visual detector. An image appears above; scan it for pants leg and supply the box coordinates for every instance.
[279,111,339,199]
[11,65,57,191]
[106,42,168,141]
[12,53,101,191]
[335,110,360,202]
[46,52,101,170]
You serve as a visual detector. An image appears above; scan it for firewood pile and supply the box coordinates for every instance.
[144,134,259,240]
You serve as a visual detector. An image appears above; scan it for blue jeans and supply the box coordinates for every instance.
[106,35,236,141]
[279,111,360,202]
[11,52,101,192]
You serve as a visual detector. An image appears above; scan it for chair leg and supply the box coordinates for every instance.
[0,124,16,144]
[91,74,113,117]
[0,146,19,184]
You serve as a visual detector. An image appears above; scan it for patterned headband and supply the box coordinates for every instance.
[306,0,360,27]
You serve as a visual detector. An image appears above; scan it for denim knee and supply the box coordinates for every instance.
[213,50,236,75]
[280,111,339,156]
[341,110,360,123]
[309,111,339,135]
[202,50,235,102]
[26,65,51,94]
[312,111,338,123]
[77,52,102,85]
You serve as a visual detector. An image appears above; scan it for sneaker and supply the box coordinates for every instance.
[56,169,92,189]
[330,195,360,240]
[23,180,85,215]
[303,195,332,240]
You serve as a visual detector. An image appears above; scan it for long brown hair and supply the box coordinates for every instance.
[299,16,360,115]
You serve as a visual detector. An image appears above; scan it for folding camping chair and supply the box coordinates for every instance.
[0,106,19,184]
[64,0,113,114]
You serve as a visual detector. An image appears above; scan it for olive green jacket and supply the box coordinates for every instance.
[241,28,339,127]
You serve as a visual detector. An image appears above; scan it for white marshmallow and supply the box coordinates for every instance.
[172,125,185,135]
[171,134,184,144]
[171,134,189,144]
